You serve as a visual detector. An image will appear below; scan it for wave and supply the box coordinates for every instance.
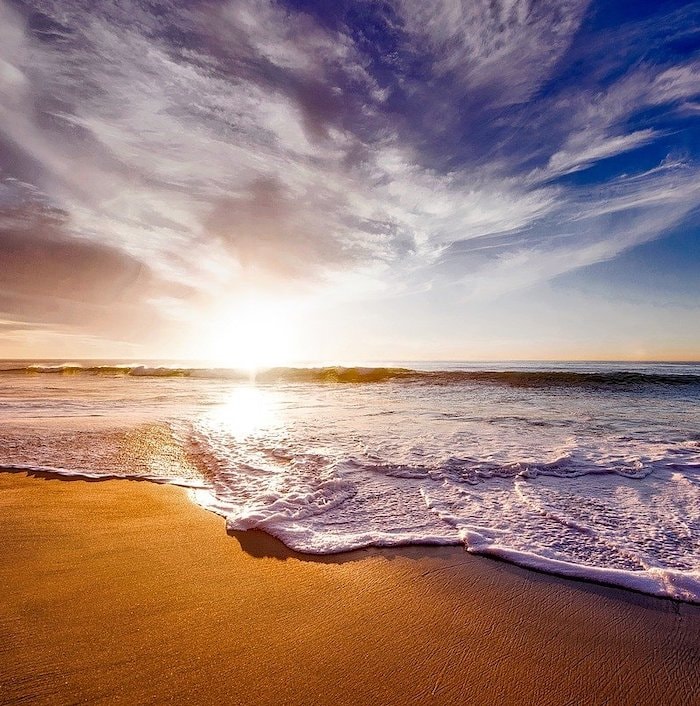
[0,462,208,488]
[458,531,700,604]
[3,363,700,388]
[3,456,699,603]
[12,363,199,377]
[2,363,414,382]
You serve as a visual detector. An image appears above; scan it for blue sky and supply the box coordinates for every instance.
[0,0,698,361]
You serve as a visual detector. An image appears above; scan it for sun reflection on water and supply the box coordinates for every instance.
[208,385,278,438]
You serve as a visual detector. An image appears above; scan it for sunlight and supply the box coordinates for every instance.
[206,297,300,372]
[208,385,277,439]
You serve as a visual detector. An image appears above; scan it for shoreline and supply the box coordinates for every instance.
[1,471,699,704]
[4,464,699,606]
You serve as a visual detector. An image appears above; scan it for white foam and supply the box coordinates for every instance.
[183,389,700,602]
[463,539,700,604]
[1,462,208,489]
[1,369,699,603]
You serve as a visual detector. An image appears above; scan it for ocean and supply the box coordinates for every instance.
[1,360,698,602]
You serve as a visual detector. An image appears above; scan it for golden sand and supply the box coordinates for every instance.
[1,472,698,705]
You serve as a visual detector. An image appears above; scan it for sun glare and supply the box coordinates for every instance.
[206,298,300,372]
[209,385,278,439]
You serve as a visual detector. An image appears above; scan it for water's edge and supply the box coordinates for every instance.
[4,464,698,606]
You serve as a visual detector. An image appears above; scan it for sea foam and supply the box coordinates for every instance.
[1,362,698,602]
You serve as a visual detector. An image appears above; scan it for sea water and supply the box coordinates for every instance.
[1,360,698,602]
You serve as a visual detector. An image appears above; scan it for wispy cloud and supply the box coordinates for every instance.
[395,0,590,104]
[0,0,698,353]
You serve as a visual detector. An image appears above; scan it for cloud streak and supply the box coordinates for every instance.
[0,0,698,354]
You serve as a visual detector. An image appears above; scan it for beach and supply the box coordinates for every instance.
[1,471,698,705]
[2,366,699,601]
[2,0,699,702]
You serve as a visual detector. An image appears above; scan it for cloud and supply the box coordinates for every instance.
[442,161,700,298]
[0,0,698,353]
[537,58,700,179]
[394,0,590,105]
[651,61,700,107]
[0,177,183,340]
[546,130,658,177]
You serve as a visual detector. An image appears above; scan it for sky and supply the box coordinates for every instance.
[0,0,699,363]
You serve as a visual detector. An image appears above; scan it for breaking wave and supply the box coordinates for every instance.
[1,360,699,602]
[2,363,699,388]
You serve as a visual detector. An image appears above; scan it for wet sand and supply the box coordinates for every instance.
[1,471,698,705]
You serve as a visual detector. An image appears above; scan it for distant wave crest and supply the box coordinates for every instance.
[3,363,699,388]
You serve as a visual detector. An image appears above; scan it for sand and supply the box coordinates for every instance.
[1,472,698,705]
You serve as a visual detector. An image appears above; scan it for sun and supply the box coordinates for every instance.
[206,297,300,371]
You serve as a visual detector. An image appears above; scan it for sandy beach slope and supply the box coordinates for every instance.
[1,472,698,705]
